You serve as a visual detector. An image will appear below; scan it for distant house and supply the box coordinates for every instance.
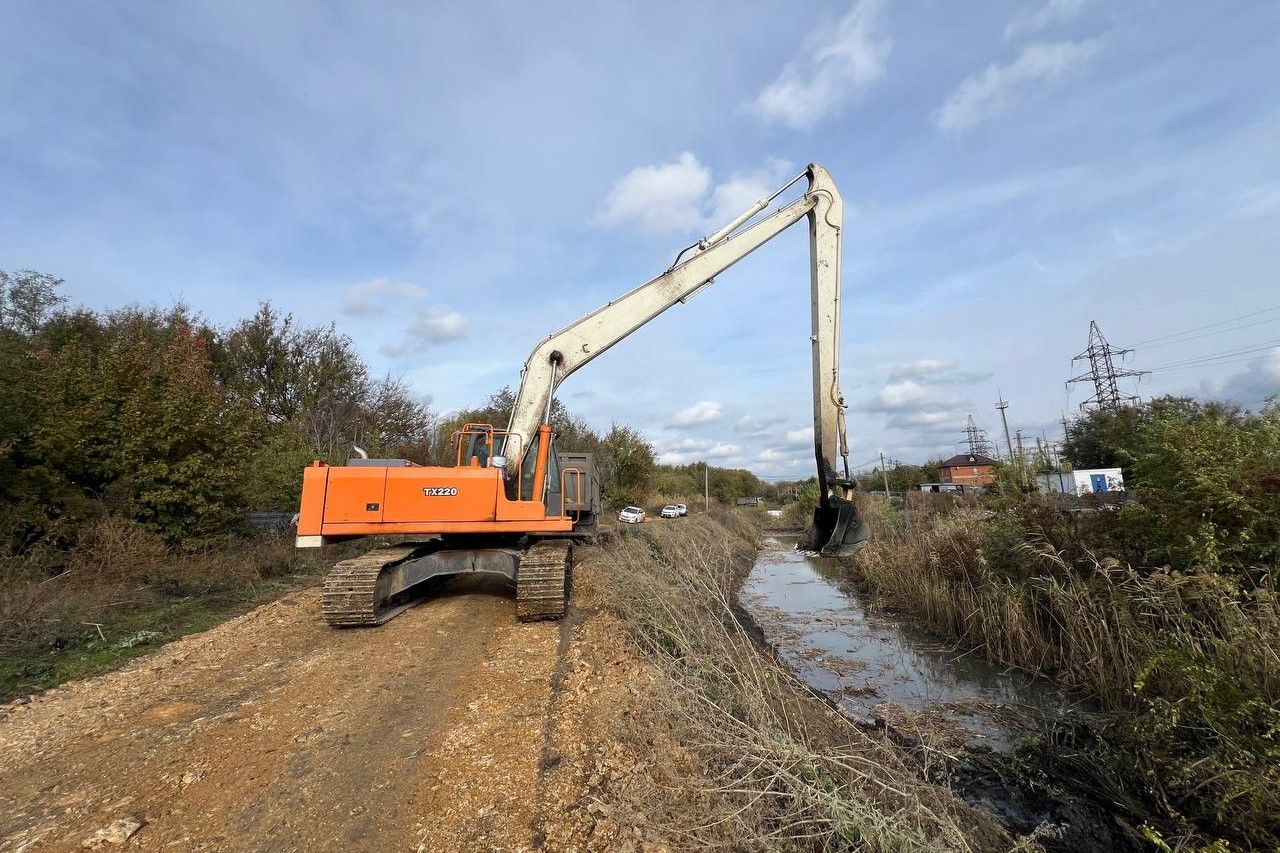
[939,453,998,487]
[1036,467,1124,496]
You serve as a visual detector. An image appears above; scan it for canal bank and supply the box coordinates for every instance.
[737,533,1156,851]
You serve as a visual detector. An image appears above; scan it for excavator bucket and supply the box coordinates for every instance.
[803,497,870,557]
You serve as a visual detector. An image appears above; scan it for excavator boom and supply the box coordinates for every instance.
[505,163,867,555]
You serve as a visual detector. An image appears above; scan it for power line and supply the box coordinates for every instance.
[1144,338,1280,372]
[1128,302,1280,347]
[850,454,886,471]
[1134,315,1280,350]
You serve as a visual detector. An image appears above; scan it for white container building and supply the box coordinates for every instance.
[1036,467,1125,496]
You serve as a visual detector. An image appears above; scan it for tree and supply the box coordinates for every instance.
[5,306,258,544]
[596,424,655,508]
[0,270,64,336]
[365,375,439,460]
[855,460,942,493]
[1063,405,1143,480]
[1125,399,1280,571]
[217,302,439,474]
[214,302,306,424]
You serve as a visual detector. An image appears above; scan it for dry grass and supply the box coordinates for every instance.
[0,516,331,656]
[849,498,1280,709]
[847,496,1280,848]
[587,511,1018,852]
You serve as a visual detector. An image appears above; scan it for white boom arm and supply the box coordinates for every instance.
[507,163,867,555]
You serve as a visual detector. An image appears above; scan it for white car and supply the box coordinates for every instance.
[618,506,646,524]
[675,503,688,516]
[659,505,681,518]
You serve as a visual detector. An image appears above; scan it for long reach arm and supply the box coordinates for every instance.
[506,163,868,555]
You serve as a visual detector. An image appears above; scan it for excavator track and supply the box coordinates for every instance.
[321,545,423,627]
[516,540,572,622]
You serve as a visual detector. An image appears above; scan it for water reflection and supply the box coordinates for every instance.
[742,535,1067,750]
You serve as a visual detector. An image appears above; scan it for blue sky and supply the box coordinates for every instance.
[2,1,1278,477]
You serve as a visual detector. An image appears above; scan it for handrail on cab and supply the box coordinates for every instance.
[450,423,523,471]
[560,467,584,520]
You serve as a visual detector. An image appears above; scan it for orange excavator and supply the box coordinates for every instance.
[296,163,869,626]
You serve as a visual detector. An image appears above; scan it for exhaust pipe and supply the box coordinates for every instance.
[802,496,870,557]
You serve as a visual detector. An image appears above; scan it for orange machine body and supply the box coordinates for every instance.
[296,423,576,545]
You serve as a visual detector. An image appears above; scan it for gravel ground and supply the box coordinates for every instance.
[0,551,653,853]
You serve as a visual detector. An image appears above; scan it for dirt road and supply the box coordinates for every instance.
[0,571,618,852]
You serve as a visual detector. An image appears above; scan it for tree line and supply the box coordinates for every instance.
[857,395,1278,572]
[0,270,769,555]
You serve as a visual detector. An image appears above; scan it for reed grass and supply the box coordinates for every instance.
[847,496,1280,848]
[588,511,1019,852]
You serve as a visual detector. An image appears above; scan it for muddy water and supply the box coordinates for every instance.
[740,535,1150,851]
[741,535,1069,751]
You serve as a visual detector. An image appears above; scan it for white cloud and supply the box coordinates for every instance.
[381,308,469,356]
[348,279,468,356]
[669,400,724,426]
[1201,348,1280,408]
[934,39,1101,132]
[886,409,966,431]
[886,359,993,385]
[1005,0,1092,39]
[859,372,975,438]
[597,155,798,237]
[887,359,956,382]
[753,448,811,473]
[656,436,742,465]
[662,437,712,452]
[782,426,815,447]
[596,152,710,235]
[751,0,891,129]
[736,413,786,435]
[342,278,428,316]
[862,379,936,413]
[707,442,743,458]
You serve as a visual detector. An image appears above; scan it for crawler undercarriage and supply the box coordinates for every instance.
[321,539,573,626]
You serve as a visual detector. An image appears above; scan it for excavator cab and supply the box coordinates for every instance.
[460,426,492,468]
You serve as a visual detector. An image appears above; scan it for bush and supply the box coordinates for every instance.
[1064,397,1280,573]
[847,486,1280,847]
[1124,400,1280,572]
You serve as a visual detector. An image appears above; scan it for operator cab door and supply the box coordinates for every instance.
[543,446,565,516]
[517,428,562,515]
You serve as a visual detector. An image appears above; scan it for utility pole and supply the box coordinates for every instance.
[995,395,1015,462]
[1056,414,1069,493]
[704,461,709,512]
[1015,429,1028,489]
[879,451,891,496]
[1066,320,1149,412]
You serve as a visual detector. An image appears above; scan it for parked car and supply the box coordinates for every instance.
[659,505,681,518]
[674,503,688,516]
[618,506,646,524]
